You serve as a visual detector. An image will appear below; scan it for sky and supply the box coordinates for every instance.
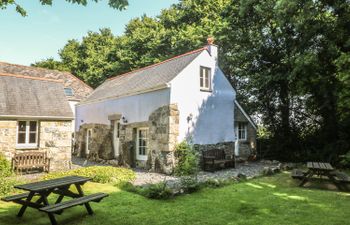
[0,0,178,65]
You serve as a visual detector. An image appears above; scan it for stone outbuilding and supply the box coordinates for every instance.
[0,73,74,171]
[0,61,93,132]
[75,40,256,174]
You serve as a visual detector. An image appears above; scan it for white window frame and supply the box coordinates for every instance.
[16,120,39,149]
[136,127,148,161]
[86,128,93,155]
[200,66,212,91]
[236,122,247,141]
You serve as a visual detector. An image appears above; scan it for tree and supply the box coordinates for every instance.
[0,0,128,16]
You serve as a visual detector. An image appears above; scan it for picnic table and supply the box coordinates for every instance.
[1,176,108,225]
[292,162,350,191]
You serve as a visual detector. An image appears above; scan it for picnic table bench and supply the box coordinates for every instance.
[202,149,235,172]
[1,176,108,225]
[292,162,350,191]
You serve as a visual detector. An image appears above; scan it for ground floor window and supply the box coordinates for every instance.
[17,121,38,148]
[236,122,247,141]
[136,128,148,160]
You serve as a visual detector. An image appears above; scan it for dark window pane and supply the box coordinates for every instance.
[18,121,26,132]
[30,121,37,131]
[18,133,26,144]
[29,133,36,143]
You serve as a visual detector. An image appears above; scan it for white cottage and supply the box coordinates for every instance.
[75,40,256,173]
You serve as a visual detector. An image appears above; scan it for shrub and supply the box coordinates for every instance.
[120,181,173,200]
[180,176,201,193]
[340,151,350,168]
[0,178,17,196]
[43,166,135,185]
[174,141,198,176]
[204,178,235,188]
[0,154,12,178]
[141,182,173,200]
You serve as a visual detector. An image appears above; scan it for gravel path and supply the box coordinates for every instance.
[16,157,279,187]
[132,161,278,186]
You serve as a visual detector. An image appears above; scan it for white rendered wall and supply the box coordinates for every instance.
[68,100,79,132]
[170,50,236,145]
[75,89,170,130]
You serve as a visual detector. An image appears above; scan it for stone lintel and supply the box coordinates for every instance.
[108,113,122,121]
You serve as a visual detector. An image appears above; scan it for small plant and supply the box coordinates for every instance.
[174,141,198,176]
[180,176,201,193]
[0,154,12,178]
[0,178,17,196]
[142,182,173,199]
[43,166,136,185]
[340,151,350,168]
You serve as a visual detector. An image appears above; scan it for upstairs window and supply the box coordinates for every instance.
[236,122,247,141]
[200,66,211,91]
[17,121,38,148]
[64,87,74,96]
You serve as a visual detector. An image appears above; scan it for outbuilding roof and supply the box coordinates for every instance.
[81,47,206,104]
[0,73,73,119]
[0,61,92,101]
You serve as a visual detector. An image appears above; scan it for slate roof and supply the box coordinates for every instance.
[82,47,206,104]
[0,73,74,119]
[0,61,93,101]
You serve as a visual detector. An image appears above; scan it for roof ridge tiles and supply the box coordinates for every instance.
[107,47,207,81]
[0,72,63,83]
[0,61,92,89]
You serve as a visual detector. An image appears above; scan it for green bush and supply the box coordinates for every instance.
[204,178,235,188]
[141,182,173,199]
[0,154,12,178]
[0,178,17,197]
[120,181,173,200]
[180,176,201,193]
[340,151,350,168]
[174,141,198,176]
[43,166,135,185]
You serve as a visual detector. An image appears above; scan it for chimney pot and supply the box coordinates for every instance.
[207,37,214,45]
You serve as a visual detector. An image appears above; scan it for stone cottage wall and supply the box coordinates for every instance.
[75,104,179,174]
[234,104,257,159]
[0,120,72,171]
[147,104,179,174]
[0,121,17,159]
[74,123,114,160]
[40,121,72,171]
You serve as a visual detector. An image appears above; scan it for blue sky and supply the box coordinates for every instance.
[0,0,178,65]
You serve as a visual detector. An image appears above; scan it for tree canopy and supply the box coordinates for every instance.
[0,0,128,16]
[33,0,350,162]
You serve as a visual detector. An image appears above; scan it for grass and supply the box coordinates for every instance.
[1,172,350,225]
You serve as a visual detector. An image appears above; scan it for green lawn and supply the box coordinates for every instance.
[1,172,349,225]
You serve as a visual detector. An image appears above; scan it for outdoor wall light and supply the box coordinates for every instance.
[122,116,128,123]
[187,113,193,123]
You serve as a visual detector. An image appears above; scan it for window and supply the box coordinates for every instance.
[64,87,74,96]
[17,121,38,148]
[236,122,247,140]
[136,128,148,160]
[200,66,211,91]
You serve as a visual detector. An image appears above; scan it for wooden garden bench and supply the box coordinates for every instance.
[202,149,235,172]
[12,151,50,173]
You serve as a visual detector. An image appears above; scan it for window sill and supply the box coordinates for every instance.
[200,89,212,93]
[16,146,39,150]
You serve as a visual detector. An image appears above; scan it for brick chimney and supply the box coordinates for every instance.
[206,37,218,64]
